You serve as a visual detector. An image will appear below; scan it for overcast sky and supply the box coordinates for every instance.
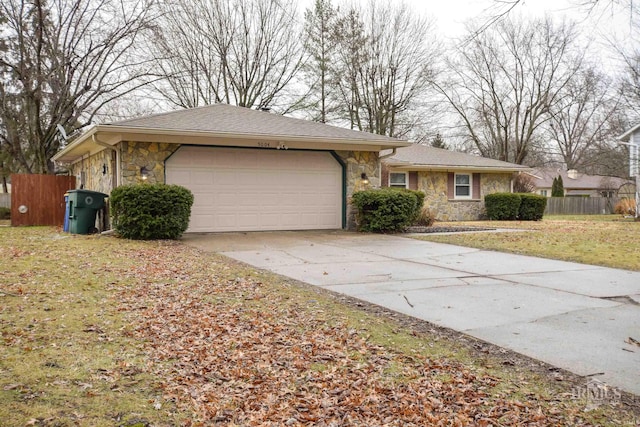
[298,0,640,78]
[298,0,635,54]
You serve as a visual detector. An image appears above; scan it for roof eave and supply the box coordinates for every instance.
[385,161,529,173]
[52,124,411,163]
[51,125,100,163]
[618,123,640,142]
[103,124,411,147]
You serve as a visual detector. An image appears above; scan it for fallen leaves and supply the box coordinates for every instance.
[625,337,640,347]
[117,243,596,426]
[2,228,634,426]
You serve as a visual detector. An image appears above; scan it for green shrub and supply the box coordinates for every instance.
[0,207,10,220]
[110,184,194,240]
[518,193,547,221]
[484,193,521,220]
[351,188,424,232]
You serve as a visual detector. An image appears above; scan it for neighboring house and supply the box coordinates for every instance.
[381,144,529,221]
[618,124,640,217]
[528,168,633,198]
[52,104,409,232]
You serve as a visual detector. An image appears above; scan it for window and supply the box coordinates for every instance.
[540,190,548,197]
[389,172,408,188]
[454,173,471,199]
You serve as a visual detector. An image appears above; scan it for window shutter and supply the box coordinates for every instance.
[447,172,454,199]
[472,173,481,199]
[409,172,418,190]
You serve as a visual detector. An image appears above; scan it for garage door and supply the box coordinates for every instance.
[165,146,343,232]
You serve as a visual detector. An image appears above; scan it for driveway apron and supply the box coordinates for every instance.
[183,231,640,396]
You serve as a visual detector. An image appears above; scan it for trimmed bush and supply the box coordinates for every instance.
[485,192,547,221]
[518,193,547,221]
[110,184,194,240]
[484,193,521,220]
[351,188,424,232]
[0,207,10,220]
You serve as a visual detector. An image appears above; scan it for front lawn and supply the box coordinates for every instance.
[417,215,640,271]
[1,227,638,425]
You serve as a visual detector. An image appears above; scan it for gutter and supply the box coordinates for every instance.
[92,134,117,151]
[102,124,411,148]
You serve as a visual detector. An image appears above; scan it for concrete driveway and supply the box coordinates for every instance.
[183,230,640,396]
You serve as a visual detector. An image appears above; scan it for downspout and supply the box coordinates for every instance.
[378,147,397,160]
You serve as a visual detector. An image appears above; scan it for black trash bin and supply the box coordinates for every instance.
[67,189,108,234]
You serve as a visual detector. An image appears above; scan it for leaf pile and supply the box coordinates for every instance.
[117,245,599,426]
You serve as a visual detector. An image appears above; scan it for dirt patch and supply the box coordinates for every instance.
[405,225,496,233]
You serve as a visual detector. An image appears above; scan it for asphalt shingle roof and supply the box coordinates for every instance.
[108,103,405,144]
[530,168,631,189]
[382,144,528,171]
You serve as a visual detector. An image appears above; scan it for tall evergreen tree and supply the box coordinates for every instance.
[431,133,448,150]
[552,175,565,197]
[303,0,338,123]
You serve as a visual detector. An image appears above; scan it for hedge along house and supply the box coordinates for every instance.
[52,104,410,232]
[381,144,529,221]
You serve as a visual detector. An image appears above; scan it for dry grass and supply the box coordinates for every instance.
[1,226,638,425]
[0,228,187,426]
[416,215,640,271]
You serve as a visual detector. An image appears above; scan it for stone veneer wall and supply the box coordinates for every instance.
[70,145,379,230]
[69,142,180,193]
[69,149,114,194]
[120,141,180,186]
[418,171,512,221]
[335,150,380,229]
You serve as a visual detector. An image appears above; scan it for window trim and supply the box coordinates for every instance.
[454,173,472,200]
[389,172,408,189]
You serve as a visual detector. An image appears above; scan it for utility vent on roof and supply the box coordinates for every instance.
[567,169,578,179]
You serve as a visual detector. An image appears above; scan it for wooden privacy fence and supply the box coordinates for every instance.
[0,193,9,209]
[544,197,621,215]
[11,174,76,226]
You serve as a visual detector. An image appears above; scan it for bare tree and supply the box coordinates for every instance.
[149,0,304,111]
[0,0,154,174]
[482,0,639,30]
[513,173,537,193]
[330,1,439,138]
[437,16,583,164]
[546,66,620,170]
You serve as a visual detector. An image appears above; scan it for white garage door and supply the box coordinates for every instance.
[165,146,343,232]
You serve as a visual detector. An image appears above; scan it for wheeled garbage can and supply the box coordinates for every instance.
[67,189,108,234]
